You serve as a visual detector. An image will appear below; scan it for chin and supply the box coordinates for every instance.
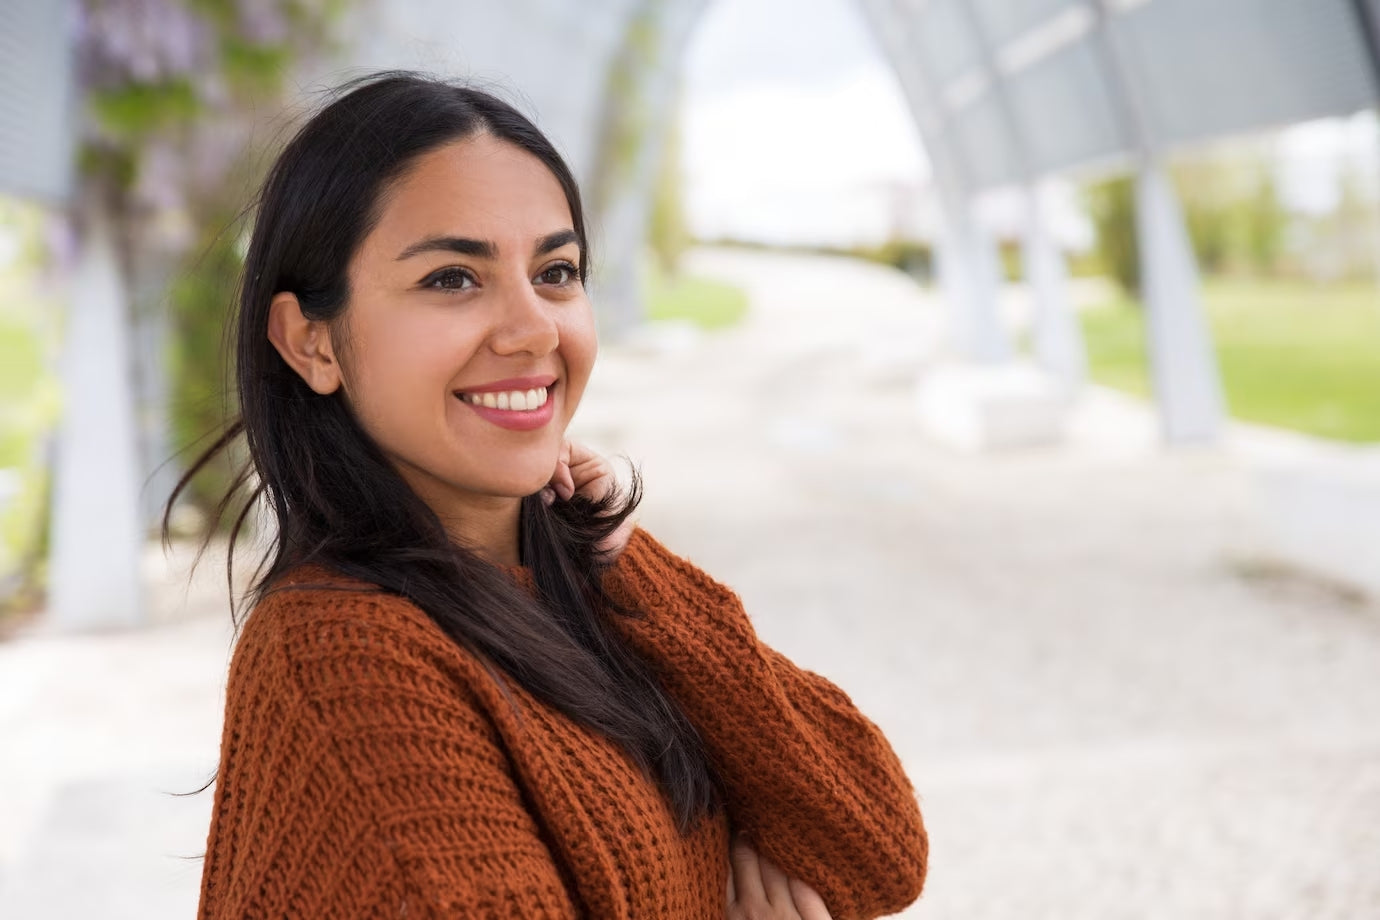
[481,467,557,500]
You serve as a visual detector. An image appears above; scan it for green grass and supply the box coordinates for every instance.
[643,263,749,330]
[1080,278,1380,442]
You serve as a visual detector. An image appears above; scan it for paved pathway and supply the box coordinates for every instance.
[2,247,1378,918]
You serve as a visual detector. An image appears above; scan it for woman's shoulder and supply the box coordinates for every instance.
[243,561,434,640]
[230,562,487,700]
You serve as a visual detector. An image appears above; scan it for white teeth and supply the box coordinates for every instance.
[464,386,549,410]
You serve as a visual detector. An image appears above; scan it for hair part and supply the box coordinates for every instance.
[165,71,723,834]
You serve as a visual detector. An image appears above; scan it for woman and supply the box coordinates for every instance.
[176,71,927,919]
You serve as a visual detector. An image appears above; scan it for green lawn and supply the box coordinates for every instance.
[1081,278,1380,442]
[642,262,749,331]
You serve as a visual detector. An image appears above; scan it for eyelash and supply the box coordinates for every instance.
[420,261,580,293]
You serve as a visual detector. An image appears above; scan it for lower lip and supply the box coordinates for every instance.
[456,391,556,431]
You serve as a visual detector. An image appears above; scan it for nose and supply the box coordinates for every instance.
[488,274,560,358]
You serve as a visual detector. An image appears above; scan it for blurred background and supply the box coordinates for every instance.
[2,0,1380,916]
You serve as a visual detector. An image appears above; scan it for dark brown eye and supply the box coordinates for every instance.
[423,267,475,291]
[537,263,577,286]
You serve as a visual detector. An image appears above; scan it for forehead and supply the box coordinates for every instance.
[366,134,574,253]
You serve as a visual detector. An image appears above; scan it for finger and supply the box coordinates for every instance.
[754,847,796,911]
[539,487,556,506]
[555,463,576,501]
[729,836,765,907]
[566,445,609,491]
[788,877,834,920]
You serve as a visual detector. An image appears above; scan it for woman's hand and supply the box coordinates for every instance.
[540,439,638,559]
[728,834,835,920]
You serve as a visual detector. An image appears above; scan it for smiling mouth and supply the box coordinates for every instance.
[454,381,555,412]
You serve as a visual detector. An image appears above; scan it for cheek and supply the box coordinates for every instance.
[344,310,472,423]
[560,303,598,412]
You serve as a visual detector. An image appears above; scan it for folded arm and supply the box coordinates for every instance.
[600,528,928,920]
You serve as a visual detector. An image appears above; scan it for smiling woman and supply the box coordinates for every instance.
[170,71,927,920]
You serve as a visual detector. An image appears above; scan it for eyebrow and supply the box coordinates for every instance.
[395,229,579,262]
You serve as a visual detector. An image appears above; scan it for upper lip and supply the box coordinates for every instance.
[454,375,558,394]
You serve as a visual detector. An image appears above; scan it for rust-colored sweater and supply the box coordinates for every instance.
[198,526,927,918]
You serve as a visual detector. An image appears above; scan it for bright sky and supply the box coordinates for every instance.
[678,0,1378,248]
[1276,111,1380,214]
[679,0,929,247]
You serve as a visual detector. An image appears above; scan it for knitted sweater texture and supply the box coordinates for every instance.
[198,526,927,918]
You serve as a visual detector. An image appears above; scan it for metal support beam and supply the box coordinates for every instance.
[1135,162,1225,441]
[1089,0,1225,442]
[47,198,146,629]
[586,0,710,341]
[1026,182,1087,389]
[1349,0,1380,92]
[858,0,1011,363]
[962,1,1088,387]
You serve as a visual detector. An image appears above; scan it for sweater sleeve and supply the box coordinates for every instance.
[599,527,928,920]
[198,590,580,920]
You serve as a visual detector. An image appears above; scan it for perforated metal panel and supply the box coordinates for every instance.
[1007,37,1127,174]
[0,0,75,203]
[915,0,983,83]
[972,0,1084,48]
[952,92,1023,187]
[1113,0,1377,146]
[877,0,1380,192]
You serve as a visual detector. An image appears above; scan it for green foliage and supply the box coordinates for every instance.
[642,259,749,330]
[219,38,292,93]
[998,240,1023,282]
[0,460,50,618]
[1173,156,1287,276]
[0,318,42,414]
[167,218,245,509]
[1084,174,1140,296]
[1080,278,1380,442]
[1085,156,1291,299]
[1292,165,1380,282]
[0,198,60,612]
[89,80,202,141]
[76,0,341,528]
[845,239,935,280]
[1243,172,1287,274]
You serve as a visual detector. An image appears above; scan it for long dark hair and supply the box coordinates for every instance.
[166,71,723,834]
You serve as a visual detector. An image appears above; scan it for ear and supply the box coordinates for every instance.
[266,292,343,395]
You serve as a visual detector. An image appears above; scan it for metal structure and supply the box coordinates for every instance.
[3,0,146,628]
[858,0,1379,441]
[3,0,1379,627]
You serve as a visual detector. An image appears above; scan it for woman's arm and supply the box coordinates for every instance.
[198,590,580,920]
[599,527,928,920]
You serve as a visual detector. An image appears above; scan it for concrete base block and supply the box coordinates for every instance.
[1250,452,1380,598]
[914,361,1071,451]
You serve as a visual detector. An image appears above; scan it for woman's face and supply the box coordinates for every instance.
[331,133,596,520]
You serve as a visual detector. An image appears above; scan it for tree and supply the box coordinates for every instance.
[75,0,345,518]
[1084,174,1139,295]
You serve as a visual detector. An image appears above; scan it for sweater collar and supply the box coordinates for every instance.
[276,558,538,596]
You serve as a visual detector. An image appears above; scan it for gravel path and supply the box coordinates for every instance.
[2,247,1377,918]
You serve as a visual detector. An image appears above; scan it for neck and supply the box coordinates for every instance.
[398,467,525,566]
[441,495,523,566]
